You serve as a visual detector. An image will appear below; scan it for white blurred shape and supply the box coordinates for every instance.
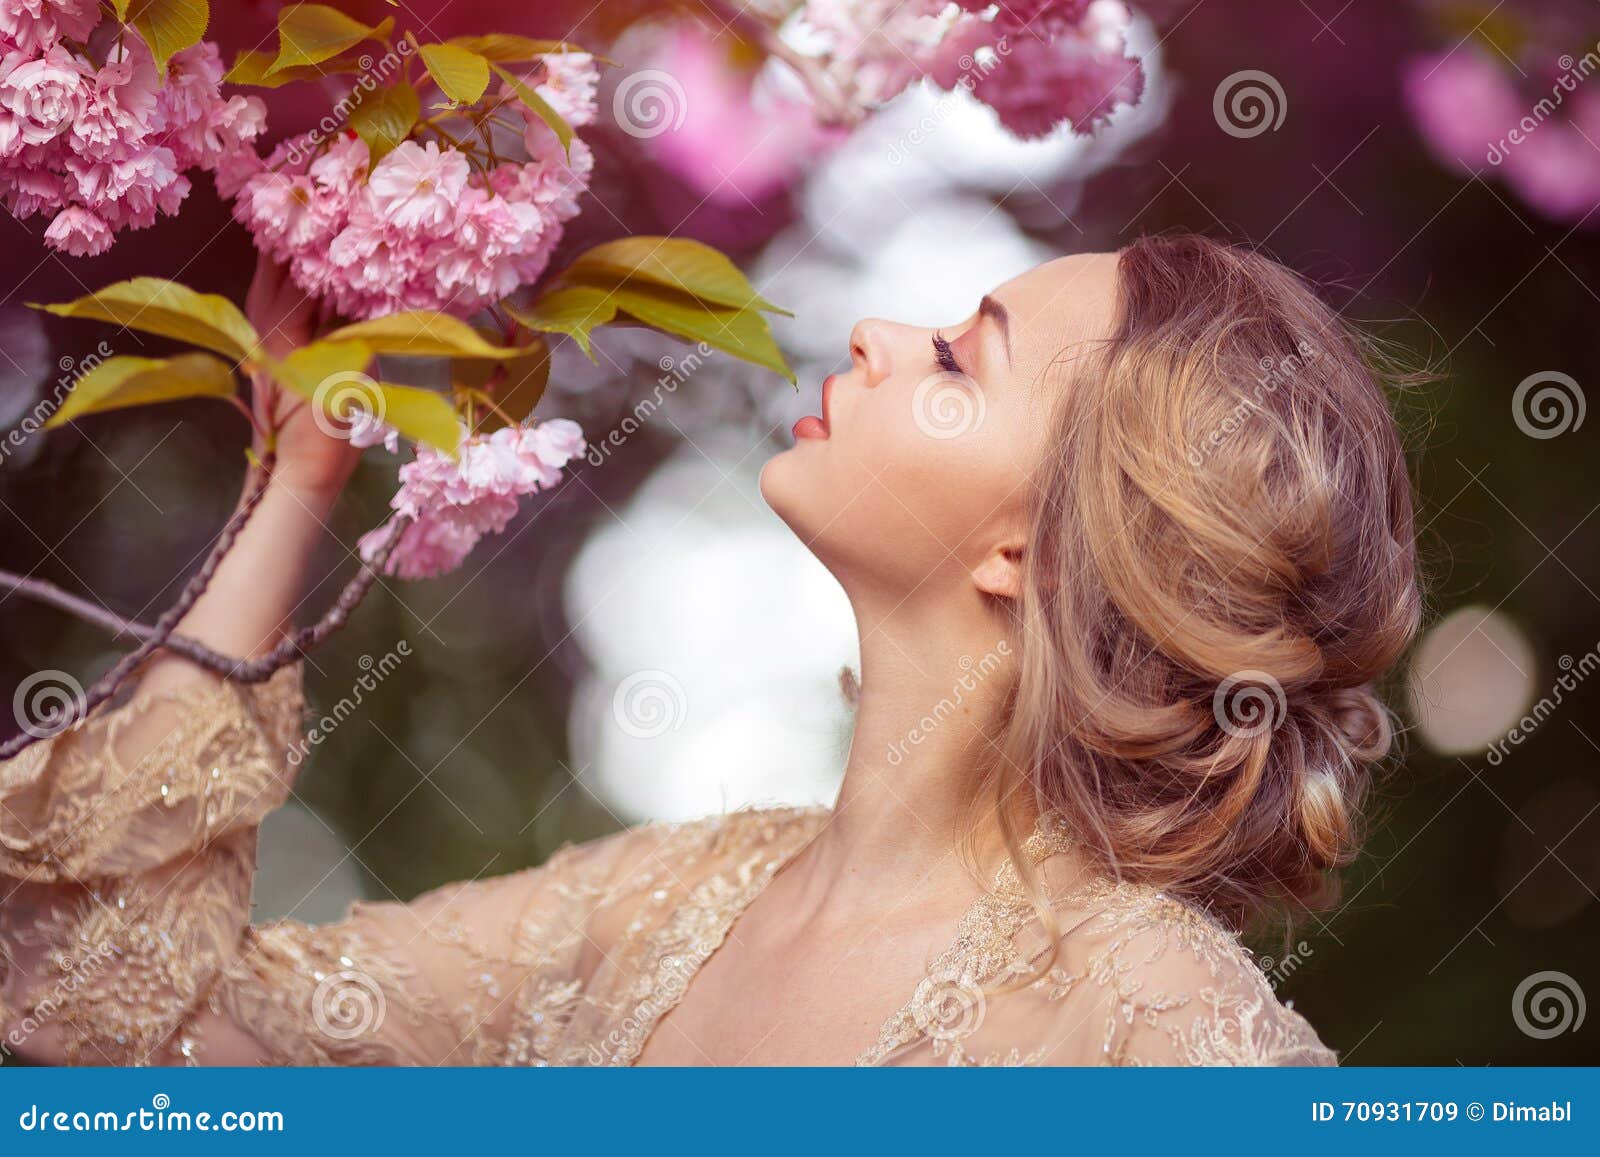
[566,436,855,822]
[1409,605,1537,756]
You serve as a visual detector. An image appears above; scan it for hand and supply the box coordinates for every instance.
[244,253,363,499]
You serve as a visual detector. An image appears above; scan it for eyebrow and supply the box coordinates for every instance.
[978,294,1012,366]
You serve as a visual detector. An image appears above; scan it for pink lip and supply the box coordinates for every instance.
[792,375,835,441]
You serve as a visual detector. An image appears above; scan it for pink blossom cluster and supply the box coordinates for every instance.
[222,54,599,320]
[803,0,1144,138]
[358,420,586,579]
[1404,47,1600,227]
[0,0,266,255]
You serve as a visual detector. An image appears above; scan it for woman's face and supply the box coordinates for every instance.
[761,252,1121,602]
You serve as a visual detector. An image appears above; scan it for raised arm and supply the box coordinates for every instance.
[0,259,605,1065]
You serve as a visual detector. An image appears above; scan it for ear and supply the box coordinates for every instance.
[972,542,1024,601]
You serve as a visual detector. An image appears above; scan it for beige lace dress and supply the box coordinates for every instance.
[0,666,1337,1067]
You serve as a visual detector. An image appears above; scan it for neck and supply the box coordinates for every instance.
[790,588,1024,913]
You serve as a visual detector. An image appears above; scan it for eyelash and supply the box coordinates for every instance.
[932,332,961,374]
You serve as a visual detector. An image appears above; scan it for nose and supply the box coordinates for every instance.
[847,318,893,388]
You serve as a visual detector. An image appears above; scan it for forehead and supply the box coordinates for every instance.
[988,252,1122,391]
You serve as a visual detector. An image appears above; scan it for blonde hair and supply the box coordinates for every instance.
[990,234,1422,935]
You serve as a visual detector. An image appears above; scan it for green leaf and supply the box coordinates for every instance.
[323,312,533,360]
[33,278,260,362]
[227,46,367,87]
[45,352,237,428]
[561,237,787,315]
[446,35,597,62]
[504,286,617,357]
[418,42,490,106]
[507,283,794,382]
[608,285,793,383]
[489,62,571,155]
[267,4,393,76]
[267,340,460,457]
[110,0,131,19]
[347,80,419,164]
[126,0,208,73]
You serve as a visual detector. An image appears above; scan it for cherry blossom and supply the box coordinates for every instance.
[358,420,587,579]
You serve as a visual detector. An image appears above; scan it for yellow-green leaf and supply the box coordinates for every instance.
[488,62,570,154]
[45,352,237,428]
[227,46,366,87]
[127,0,209,74]
[267,340,460,457]
[447,35,594,62]
[323,311,532,359]
[505,286,618,357]
[609,285,793,383]
[268,4,393,76]
[562,237,787,315]
[110,0,131,19]
[347,80,419,164]
[418,42,490,106]
[32,278,260,362]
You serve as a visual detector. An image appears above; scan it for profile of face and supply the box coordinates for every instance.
[759,253,1122,607]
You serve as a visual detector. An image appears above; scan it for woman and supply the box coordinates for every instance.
[0,234,1420,1066]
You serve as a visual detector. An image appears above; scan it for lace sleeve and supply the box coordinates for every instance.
[0,666,626,1066]
[1081,894,1339,1067]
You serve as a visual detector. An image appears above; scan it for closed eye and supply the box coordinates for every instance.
[932,332,962,374]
